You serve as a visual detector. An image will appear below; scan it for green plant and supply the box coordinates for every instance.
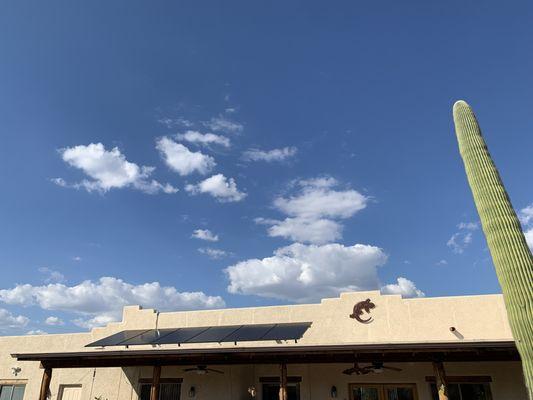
[453,100,533,398]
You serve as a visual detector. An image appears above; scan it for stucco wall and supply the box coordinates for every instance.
[0,291,525,400]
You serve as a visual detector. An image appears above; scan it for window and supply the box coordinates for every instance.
[139,383,181,400]
[430,383,492,400]
[350,384,417,400]
[0,385,25,400]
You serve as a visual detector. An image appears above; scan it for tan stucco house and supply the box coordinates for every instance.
[0,291,528,400]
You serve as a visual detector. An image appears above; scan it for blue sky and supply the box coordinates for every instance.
[1,1,532,335]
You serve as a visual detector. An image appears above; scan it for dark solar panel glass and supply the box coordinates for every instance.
[186,325,241,343]
[261,323,311,341]
[120,329,177,346]
[86,329,150,347]
[224,324,276,342]
[153,327,210,345]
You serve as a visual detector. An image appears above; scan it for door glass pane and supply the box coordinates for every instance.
[352,387,379,400]
[11,386,25,400]
[0,386,14,400]
[262,383,299,400]
[459,384,490,400]
[386,388,414,400]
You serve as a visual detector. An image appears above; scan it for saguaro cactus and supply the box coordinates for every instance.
[453,100,533,398]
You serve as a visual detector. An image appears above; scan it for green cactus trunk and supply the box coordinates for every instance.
[453,100,533,399]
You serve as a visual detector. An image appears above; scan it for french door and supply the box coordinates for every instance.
[350,384,418,400]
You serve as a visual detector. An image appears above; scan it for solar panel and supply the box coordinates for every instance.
[119,329,177,346]
[186,325,241,343]
[87,329,150,347]
[261,323,311,341]
[152,327,210,345]
[86,322,311,347]
[224,324,275,342]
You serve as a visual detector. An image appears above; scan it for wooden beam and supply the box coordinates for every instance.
[279,363,287,400]
[150,365,161,400]
[38,367,52,400]
[432,361,449,400]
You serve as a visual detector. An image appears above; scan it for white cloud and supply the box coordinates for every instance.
[258,177,368,244]
[242,147,297,162]
[198,247,228,259]
[158,117,194,129]
[256,217,342,245]
[204,115,243,134]
[225,243,388,303]
[176,131,230,148]
[57,143,177,194]
[380,277,425,298]
[73,256,82,262]
[435,259,448,266]
[447,221,477,254]
[156,137,216,176]
[38,267,65,284]
[0,308,29,332]
[185,174,246,202]
[192,229,219,242]
[519,204,533,226]
[525,229,533,252]
[26,329,48,335]
[0,277,225,330]
[45,316,64,326]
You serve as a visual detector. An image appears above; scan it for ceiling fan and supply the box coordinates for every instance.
[183,365,224,375]
[342,362,402,375]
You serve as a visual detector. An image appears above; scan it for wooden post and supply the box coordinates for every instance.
[150,365,161,400]
[433,361,449,400]
[279,363,287,400]
[39,367,52,400]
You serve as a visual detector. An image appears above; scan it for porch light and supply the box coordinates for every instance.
[330,386,337,398]
[188,386,196,398]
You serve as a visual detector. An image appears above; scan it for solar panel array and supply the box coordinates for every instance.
[86,322,312,347]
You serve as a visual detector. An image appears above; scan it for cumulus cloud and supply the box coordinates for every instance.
[0,308,29,332]
[204,115,243,134]
[519,204,533,252]
[192,229,219,242]
[176,131,230,148]
[56,143,177,194]
[45,316,64,326]
[0,277,225,330]
[26,329,48,335]
[225,243,388,303]
[198,247,228,259]
[39,267,65,284]
[185,174,246,202]
[380,277,425,298]
[447,221,478,254]
[156,137,216,176]
[258,177,368,244]
[242,147,297,162]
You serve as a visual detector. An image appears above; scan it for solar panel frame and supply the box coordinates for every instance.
[85,322,312,347]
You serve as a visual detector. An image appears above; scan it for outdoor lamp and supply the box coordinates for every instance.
[188,386,196,398]
[330,386,338,398]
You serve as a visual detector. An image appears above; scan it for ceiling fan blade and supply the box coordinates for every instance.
[183,368,197,372]
[382,366,402,372]
[342,368,356,375]
[207,368,224,374]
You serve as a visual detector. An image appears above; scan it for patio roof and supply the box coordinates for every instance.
[12,340,519,368]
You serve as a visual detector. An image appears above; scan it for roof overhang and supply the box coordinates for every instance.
[12,341,520,368]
